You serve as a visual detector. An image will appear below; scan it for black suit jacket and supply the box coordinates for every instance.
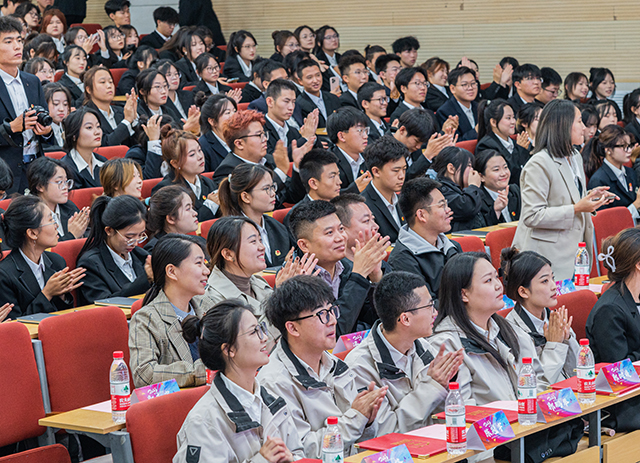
[361,182,404,242]
[476,133,530,187]
[436,97,478,141]
[296,91,341,128]
[58,200,82,241]
[263,215,294,267]
[84,101,134,147]
[438,176,484,231]
[125,144,164,179]
[478,184,521,227]
[0,250,73,319]
[366,117,389,143]
[60,152,107,189]
[0,71,51,194]
[58,73,84,107]
[264,117,311,161]
[139,31,166,49]
[425,85,450,112]
[478,81,509,101]
[116,68,139,96]
[174,57,200,88]
[389,101,411,125]
[587,162,638,210]
[506,93,529,114]
[222,56,251,83]
[250,94,305,127]
[330,145,365,195]
[339,91,359,109]
[240,82,262,103]
[314,49,342,93]
[199,131,229,172]
[626,118,640,145]
[136,98,181,121]
[193,79,232,98]
[164,90,194,120]
[152,174,220,221]
[178,0,225,46]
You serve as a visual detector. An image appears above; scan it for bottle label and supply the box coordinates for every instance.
[574,273,589,286]
[321,450,343,463]
[446,414,466,443]
[577,367,596,393]
[518,387,537,414]
[110,382,131,411]
[206,369,214,386]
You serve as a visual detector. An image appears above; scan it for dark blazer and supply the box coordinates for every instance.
[116,68,139,96]
[0,250,73,319]
[339,91,359,109]
[136,99,181,121]
[57,200,82,241]
[625,118,640,145]
[425,85,450,112]
[361,182,404,242]
[437,176,484,231]
[296,90,341,128]
[164,90,194,120]
[174,57,200,88]
[263,215,294,267]
[139,31,167,49]
[588,162,638,210]
[178,0,226,47]
[152,175,220,221]
[193,79,232,98]
[335,257,375,336]
[478,184,521,227]
[77,243,150,306]
[60,152,107,189]
[0,70,51,194]
[476,133,530,187]
[366,117,389,142]
[125,144,164,179]
[506,93,529,114]
[436,97,478,141]
[222,56,251,83]
[389,101,411,125]
[586,282,640,363]
[199,131,229,172]
[240,82,262,103]
[250,94,305,127]
[84,101,134,147]
[478,81,509,101]
[57,73,84,107]
[330,145,365,195]
[264,117,313,161]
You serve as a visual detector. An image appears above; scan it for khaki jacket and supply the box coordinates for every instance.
[506,305,579,385]
[344,321,448,434]
[513,149,594,281]
[129,290,206,388]
[257,339,374,458]
[173,374,304,463]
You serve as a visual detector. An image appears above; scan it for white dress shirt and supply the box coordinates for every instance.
[205,81,220,95]
[266,115,288,147]
[51,122,64,147]
[106,245,136,282]
[69,149,105,179]
[237,56,252,79]
[433,83,448,98]
[66,73,84,92]
[185,176,219,215]
[484,186,511,223]
[337,147,365,181]
[371,183,401,227]
[521,306,548,335]
[19,249,46,289]
[232,153,287,183]
[370,118,385,137]
[52,37,65,54]
[377,324,414,377]
[212,131,231,152]
[0,68,37,159]
[52,204,65,237]
[304,90,327,120]
[171,94,187,119]
[220,373,263,423]
[495,133,514,154]
[456,100,476,128]
[97,106,134,135]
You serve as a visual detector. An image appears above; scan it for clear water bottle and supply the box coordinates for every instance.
[445,382,467,455]
[110,351,131,423]
[574,242,590,288]
[321,416,343,463]
[577,339,596,404]
[518,357,537,426]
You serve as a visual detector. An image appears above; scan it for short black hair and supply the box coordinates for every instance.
[540,67,562,88]
[63,106,101,150]
[0,15,22,35]
[265,78,296,100]
[128,45,157,70]
[398,107,436,142]
[0,156,13,192]
[194,52,217,74]
[153,6,178,25]
[61,44,86,67]
[257,59,286,81]
[431,146,475,189]
[288,200,337,240]
[395,67,427,95]
[295,58,321,79]
[513,63,541,84]
[27,156,71,195]
[331,193,366,227]
[364,44,386,62]
[104,0,130,16]
[374,271,426,331]
[499,56,519,69]
[399,177,441,227]
[391,36,420,53]
[357,82,386,106]
[299,149,339,193]
[326,106,369,144]
[363,134,408,170]
[447,66,475,87]
[265,275,335,341]
[338,53,366,76]
[374,54,401,75]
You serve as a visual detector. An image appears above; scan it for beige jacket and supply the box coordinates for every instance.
[429,315,548,406]
[344,321,448,434]
[257,339,374,458]
[173,375,304,463]
[506,305,579,385]
[513,149,594,281]
[129,290,206,388]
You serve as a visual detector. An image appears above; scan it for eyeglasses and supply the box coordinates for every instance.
[371,96,390,104]
[300,33,316,40]
[458,81,478,90]
[240,131,269,141]
[349,126,370,136]
[257,183,278,195]
[425,199,449,210]
[291,305,341,324]
[151,84,169,92]
[350,69,367,76]
[242,43,257,49]
[398,301,435,321]
[544,88,560,96]
[116,230,148,246]
[523,76,542,82]
[205,65,220,73]
[27,10,40,18]
[49,179,73,190]
[409,80,428,89]
[165,71,181,79]
[614,144,633,151]
[108,32,124,40]
[240,321,268,341]
[324,34,340,41]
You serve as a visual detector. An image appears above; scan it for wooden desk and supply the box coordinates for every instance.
[448,222,518,243]
[39,409,123,435]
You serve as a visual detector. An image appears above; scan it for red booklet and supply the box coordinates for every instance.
[357,433,447,458]
[551,363,640,396]
[434,405,519,423]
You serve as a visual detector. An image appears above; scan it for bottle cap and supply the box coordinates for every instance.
[578,242,586,247]
[327,416,338,425]
[579,338,589,346]
[113,351,124,359]
[522,357,532,364]
[449,382,459,390]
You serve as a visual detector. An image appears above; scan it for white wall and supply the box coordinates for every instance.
[130,0,179,36]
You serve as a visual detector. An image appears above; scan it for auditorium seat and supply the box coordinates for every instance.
[45,151,66,160]
[183,85,196,91]
[95,145,128,160]
[272,207,291,224]
[238,102,250,111]
[592,206,634,275]
[0,444,72,463]
[199,218,218,239]
[141,178,162,198]
[109,68,128,88]
[485,226,516,270]
[451,235,485,253]
[456,139,478,155]
[228,82,247,90]
[69,186,103,210]
[131,298,144,317]
[556,289,597,341]
[70,23,101,34]
[50,238,86,272]
[54,69,64,82]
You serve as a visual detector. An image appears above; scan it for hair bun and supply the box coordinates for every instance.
[271,30,280,40]
[160,123,177,141]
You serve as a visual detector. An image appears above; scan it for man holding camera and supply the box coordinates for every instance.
[0,16,52,194]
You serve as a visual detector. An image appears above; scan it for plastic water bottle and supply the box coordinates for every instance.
[574,242,590,288]
[577,339,596,404]
[518,357,537,425]
[445,382,467,455]
[110,351,131,423]
[321,416,343,463]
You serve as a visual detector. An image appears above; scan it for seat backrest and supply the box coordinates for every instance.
[53,69,64,82]
[70,23,101,35]
[0,323,46,447]
[228,82,247,90]
[272,207,291,224]
[110,68,128,88]
[0,197,11,211]
[45,151,66,160]
[497,307,513,318]
[451,235,485,253]
[262,273,276,288]
[39,306,130,413]
[199,218,217,239]
[50,238,86,272]
[592,207,634,274]
[126,386,209,463]
[95,145,128,160]
[183,85,196,91]
[485,226,517,270]
[0,444,71,463]
[142,177,163,198]
[556,289,598,341]
[455,139,478,155]
[237,102,250,111]
[131,298,144,317]
[201,171,214,180]
[69,186,103,210]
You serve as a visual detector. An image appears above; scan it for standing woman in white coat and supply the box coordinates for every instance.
[512,99,614,281]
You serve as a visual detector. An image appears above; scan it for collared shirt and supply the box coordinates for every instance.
[244,213,272,259]
[326,53,338,68]
[266,115,288,147]
[456,99,476,128]
[315,260,344,299]
[402,100,417,110]
[52,122,64,147]
[370,117,385,137]
[66,73,84,92]
[69,149,105,179]
[377,324,414,377]
[470,317,500,350]
[433,83,448,98]
[495,133,514,154]
[484,186,511,223]
[237,55,252,78]
[185,176,219,215]
[305,90,327,120]
[171,302,195,322]
[97,106,135,135]
[19,248,46,289]
[521,306,547,335]
[295,349,334,384]
[219,373,263,423]
[212,131,231,152]
[337,147,365,182]
[348,89,358,102]
[604,158,639,220]
[156,29,170,42]
[52,36,65,54]
[371,182,401,227]
[369,69,379,82]
[106,244,136,282]
[232,152,287,183]
[171,94,187,119]
[0,68,37,159]
[52,204,65,237]
[205,81,220,96]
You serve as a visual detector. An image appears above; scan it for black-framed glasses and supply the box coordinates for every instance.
[240,321,268,341]
[257,183,278,195]
[614,144,633,151]
[372,96,390,104]
[398,301,435,321]
[240,131,269,141]
[291,305,340,324]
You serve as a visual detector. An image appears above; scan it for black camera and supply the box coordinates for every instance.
[30,105,52,127]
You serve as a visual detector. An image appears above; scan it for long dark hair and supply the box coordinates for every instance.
[0,195,45,251]
[534,99,578,158]
[581,124,628,179]
[206,216,259,271]
[142,234,205,305]
[431,146,474,189]
[146,185,192,238]
[435,252,521,369]
[477,98,512,140]
[500,247,552,303]
[218,164,273,217]
[623,88,640,125]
